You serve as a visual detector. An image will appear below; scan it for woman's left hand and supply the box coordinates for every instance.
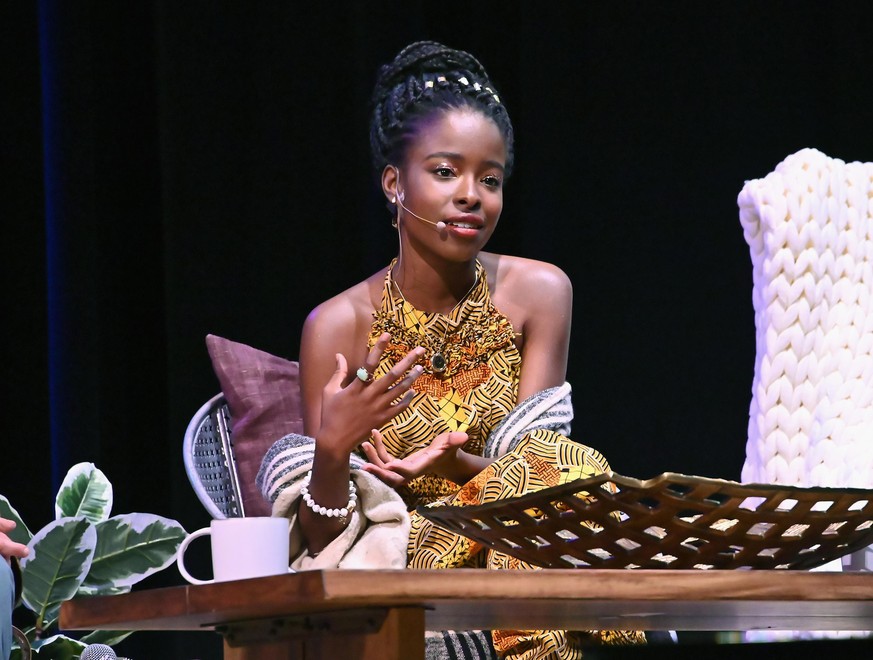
[360,429,469,487]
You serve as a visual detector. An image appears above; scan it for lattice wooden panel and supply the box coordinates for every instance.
[417,472,873,570]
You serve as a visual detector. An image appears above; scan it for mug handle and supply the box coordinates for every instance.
[176,527,214,585]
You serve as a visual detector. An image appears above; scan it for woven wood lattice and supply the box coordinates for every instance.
[417,472,873,570]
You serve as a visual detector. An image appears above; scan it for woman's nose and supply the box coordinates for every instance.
[454,177,480,207]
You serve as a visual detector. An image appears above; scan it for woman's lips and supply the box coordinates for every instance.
[442,215,483,236]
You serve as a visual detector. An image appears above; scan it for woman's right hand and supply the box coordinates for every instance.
[315,332,425,461]
[301,334,423,555]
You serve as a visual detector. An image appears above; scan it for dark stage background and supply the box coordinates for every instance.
[4,2,873,657]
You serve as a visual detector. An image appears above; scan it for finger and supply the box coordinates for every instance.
[7,541,28,559]
[362,333,392,371]
[0,519,14,531]
[383,459,419,481]
[360,463,406,488]
[369,429,395,464]
[379,366,423,407]
[354,334,392,387]
[0,537,29,559]
[384,389,416,417]
[396,363,424,391]
[371,396,413,432]
[444,431,469,448]
[377,348,425,391]
[360,441,384,467]
[326,353,348,391]
[385,449,433,477]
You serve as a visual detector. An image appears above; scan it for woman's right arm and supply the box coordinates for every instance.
[297,299,423,554]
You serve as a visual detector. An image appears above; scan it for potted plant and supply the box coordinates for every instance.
[1,463,187,659]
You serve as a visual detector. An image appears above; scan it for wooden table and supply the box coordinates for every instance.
[60,569,873,659]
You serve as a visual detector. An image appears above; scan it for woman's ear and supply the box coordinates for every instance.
[382,165,399,204]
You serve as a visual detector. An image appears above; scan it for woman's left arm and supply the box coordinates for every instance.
[515,261,573,402]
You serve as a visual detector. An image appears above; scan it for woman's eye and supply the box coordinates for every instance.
[434,167,455,177]
[482,175,502,188]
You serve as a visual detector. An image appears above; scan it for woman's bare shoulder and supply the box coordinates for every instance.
[480,252,572,300]
[302,269,386,347]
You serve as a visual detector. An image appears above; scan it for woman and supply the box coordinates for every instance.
[258,41,643,658]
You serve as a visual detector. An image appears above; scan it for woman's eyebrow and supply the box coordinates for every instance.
[426,151,463,160]
[426,152,505,172]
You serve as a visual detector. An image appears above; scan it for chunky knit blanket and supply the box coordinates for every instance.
[738,148,873,487]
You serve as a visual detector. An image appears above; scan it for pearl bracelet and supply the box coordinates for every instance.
[300,471,358,519]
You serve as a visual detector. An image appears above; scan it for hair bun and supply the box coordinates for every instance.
[374,41,490,98]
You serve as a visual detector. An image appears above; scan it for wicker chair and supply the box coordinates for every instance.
[182,393,244,519]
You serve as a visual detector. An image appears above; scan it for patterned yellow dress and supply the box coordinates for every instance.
[367,261,645,659]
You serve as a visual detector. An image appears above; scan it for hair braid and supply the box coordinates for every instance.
[369,41,514,177]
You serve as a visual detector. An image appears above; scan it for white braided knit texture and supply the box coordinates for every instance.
[739,148,873,488]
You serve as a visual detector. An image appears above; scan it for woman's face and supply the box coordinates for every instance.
[389,107,507,262]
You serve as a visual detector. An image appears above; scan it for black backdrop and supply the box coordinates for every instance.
[4,2,873,657]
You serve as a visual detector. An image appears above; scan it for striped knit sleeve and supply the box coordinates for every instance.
[256,433,368,504]
[484,383,574,459]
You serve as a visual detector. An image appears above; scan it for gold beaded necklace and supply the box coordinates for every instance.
[388,263,480,374]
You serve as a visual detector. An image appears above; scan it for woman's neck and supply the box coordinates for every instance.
[391,255,479,315]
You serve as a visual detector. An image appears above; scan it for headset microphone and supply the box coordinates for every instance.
[396,195,447,231]
[393,169,447,231]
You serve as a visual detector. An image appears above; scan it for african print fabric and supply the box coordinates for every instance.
[411,430,645,656]
[369,263,645,657]
[369,259,521,509]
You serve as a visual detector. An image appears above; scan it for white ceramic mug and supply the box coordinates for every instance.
[176,516,292,585]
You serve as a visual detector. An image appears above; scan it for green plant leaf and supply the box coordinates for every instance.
[79,629,133,646]
[82,513,187,590]
[20,517,96,618]
[30,633,86,658]
[0,494,32,545]
[76,583,131,597]
[55,463,113,523]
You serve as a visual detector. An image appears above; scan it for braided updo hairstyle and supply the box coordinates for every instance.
[369,41,514,178]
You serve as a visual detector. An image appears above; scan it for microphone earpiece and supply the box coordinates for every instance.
[398,190,405,202]
[436,221,447,230]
